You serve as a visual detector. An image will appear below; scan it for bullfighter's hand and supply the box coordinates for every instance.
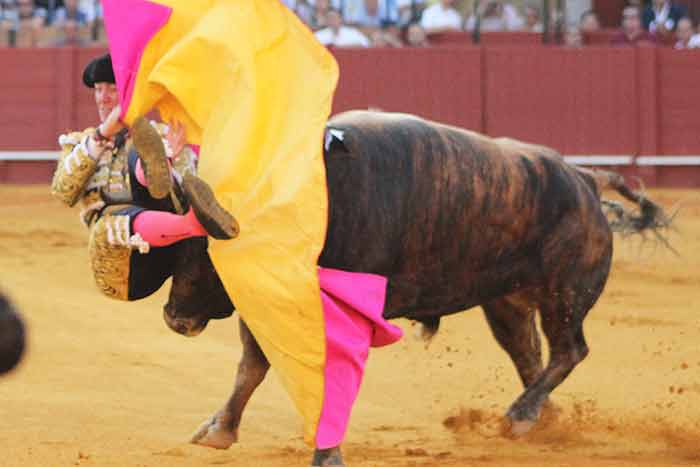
[100,105,125,139]
[166,120,186,158]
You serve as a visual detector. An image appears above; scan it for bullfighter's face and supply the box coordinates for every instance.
[94,82,119,123]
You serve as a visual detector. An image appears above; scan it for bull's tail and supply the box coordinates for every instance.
[578,168,678,253]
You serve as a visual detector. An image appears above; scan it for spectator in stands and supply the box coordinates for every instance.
[9,0,44,47]
[673,16,700,48]
[48,17,87,46]
[566,8,601,47]
[34,1,62,21]
[464,1,524,32]
[369,26,403,47]
[404,20,429,46]
[523,4,543,32]
[579,9,601,34]
[643,0,686,36]
[611,5,657,46]
[310,0,332,30]
[281,0,314,27]
[314,8,371,47]
[0,1,14,46]
[420,0,462,34]
[79,0,99,24]
[52,0,87,26]
[340,0,399,32]
[397,0,425,27]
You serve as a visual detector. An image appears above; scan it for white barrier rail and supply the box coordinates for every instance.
[1,152,700,166]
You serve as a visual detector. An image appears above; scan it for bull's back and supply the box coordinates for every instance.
[319,111,610,318]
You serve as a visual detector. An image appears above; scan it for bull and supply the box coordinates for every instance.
[161,111,668,466]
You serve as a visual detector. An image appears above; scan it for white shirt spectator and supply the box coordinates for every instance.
[690,34,700,47]
[343,0,400,28]
[420,3,462,32]
[396,0,426,26]
[465,2,524,31]
[315,25,371,47]
[281,0,314,25]
[502,3,524,30]
[79,0,100,22]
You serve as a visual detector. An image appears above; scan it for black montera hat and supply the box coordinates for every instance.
[82,53,115,88]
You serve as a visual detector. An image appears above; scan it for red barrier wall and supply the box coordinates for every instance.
[1,45,700,186]
[333,47,482,131]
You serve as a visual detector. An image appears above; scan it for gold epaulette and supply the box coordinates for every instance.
[51,129,98,207]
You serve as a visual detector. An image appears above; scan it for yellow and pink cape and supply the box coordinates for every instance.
[101,0,401,447]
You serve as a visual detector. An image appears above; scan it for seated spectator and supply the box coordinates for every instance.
[281,0,314,27]
[566,8,601,47]
[464,0,523,32]
[420,0,462,34]
[404,21,429,46]
[341,0,399,32]
[369,26,403,47]
[611,5,657,46]
[579,9,600,34]
[310,0,332,30]
[397,0,425,27]
[524,4,543,32]
[502,1,525,30]
[674,16,700,49]
[34,1,62,19]
[643,0,686,36]
[315,8,371,47]
[47,17,88,46]
[52,0,87,26]
[9,0,44,46]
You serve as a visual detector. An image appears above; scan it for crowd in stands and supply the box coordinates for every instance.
[0,0,104,47]
[297,0,700,49]
[0,0,699,50]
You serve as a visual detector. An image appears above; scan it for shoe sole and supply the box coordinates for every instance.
[132,117,172,200]
[183,175,239,240]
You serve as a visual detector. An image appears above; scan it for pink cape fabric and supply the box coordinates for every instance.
[316,267,403,448]
[101,0,172,120]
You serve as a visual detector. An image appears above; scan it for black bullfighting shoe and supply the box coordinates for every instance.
[182,174,240,240]
[131,116,173,200]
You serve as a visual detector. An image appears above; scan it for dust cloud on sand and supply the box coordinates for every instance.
[1,186,698,467]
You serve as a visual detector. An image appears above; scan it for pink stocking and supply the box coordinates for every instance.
[132,209,207,247]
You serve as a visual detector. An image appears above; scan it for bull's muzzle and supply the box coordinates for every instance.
[163,307,209,337]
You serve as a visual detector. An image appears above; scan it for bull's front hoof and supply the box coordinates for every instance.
[310,447,345,467]
[190,415,238,449]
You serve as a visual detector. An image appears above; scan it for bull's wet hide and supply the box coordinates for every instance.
[318,111,612,322]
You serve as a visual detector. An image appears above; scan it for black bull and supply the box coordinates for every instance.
[162,111,665,464]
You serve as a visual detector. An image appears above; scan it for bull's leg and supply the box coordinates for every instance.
[504,299,590,436]
[482,299,543,388]
[191,318,270,449]
[311,447,345,467]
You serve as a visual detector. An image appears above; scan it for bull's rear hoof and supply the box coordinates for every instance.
[190,415,238,449]
[503,416,536,438]
[310,447,345,467]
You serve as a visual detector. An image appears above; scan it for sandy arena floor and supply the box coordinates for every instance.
[0,185,698,467]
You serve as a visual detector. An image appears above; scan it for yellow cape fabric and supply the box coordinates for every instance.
[121,0,338,444]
